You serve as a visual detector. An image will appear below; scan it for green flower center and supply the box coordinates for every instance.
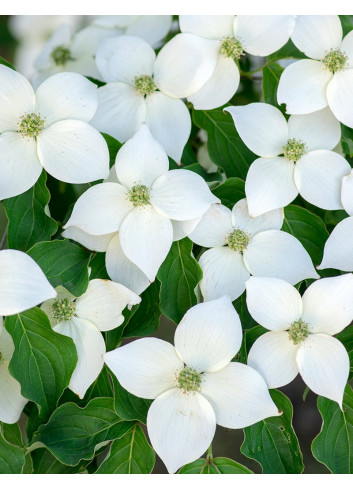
[134,75,156,96]
[322,49,348,73]
[177,366,201,392]
[225,228,250,252]
[219,36,244,61]
[18,113,46,139]
[128,184,150,207]
[51,46,72,66]
[288,319,309,345]
[51,298,76,322]
[283,138,308,162]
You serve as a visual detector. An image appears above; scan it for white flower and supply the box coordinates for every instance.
[90,34,191,162]
[41,279,140,399]
[278,15,353,127]
[0,66,109,200]
[189,199,319,301]
[226,103,348,216]
[246,275,353,407]
[319,170,353,271]
[64,124,218,284]
[0,249,57,423]
[154,15,295,110]
[105,296,279,473]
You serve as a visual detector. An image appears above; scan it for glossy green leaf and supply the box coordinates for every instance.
[282,205,329,265]
[3,172,58,251]
[212,177,245,209]
[31,448,89,474]
[0,429,25,474]
[267,39,307,63]
[5,308,77,418]
[336,325,353,380]
[89,252,109,279]
[184,163,223,183]
[179,457,253,474]
[241,390,304,473]
[157,238,202,324]
[97,424,155,474]
[312,384,353,473]
[0,56,16,70]
[35,397,134,465]
[113,376,151,424]
[193,108,256,179]
[262,63,284,110]
[27,239,91,296]
[101,133,122,168]
[123,281,161,338]
[233,292,257,330]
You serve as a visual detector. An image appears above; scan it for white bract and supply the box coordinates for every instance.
[155,15,295,110]
[0,249,57,423]
[41,279,140,399]
[278,15,353,127]
[105,296,279,473]
[189,199,319,301]
[0,66,109,200]
[91,34,191,162]
[246,275,353,407]
[319,170,353,271]
[64,124,218,284]
[226,103,347,216]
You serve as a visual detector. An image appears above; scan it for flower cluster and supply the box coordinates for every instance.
[0,13,353,476]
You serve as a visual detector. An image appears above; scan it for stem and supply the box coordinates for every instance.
[303,386,310,402]
[206,443,213,461]
[0,224,8,250]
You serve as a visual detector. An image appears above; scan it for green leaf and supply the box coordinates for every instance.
[1,422,24,448]
[339,15,353,36]
[179,457,253,474]
[101,133,122,168]
[59,366,114,406]
[193,108,256,179]
[0,429,25,474]
[0,56,16,70]
[184,163,223,183]
[267,39,307,63]
[89,252,110,280]
[282,205,329,265]
[341,124,353,158]
[113,376,151,424]
[212,177,245,208]
[157,238,202,324]
[5,308,77,418]
[31,448,89,474]
[123,281,161,338]
[97,424,155,474]
[3,172,58,251]
[241,390,304,473]
[312,384,353,473]
[233,293,257,330]
[35,397,134,466]
[262,63,284,109]
[27,239,91,296]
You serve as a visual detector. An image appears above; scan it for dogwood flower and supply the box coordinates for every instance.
[318,170,353,271]
[90,34,191,162]
[0,66,109,200]
[189,199,319,301]
[154,15,295,110]
[246,275,353,407]
[226,103,348,216]
[105,296,279,473]
[0,249,56,423]
[41,279,140,399]
[64,124,219,284]
[278,15,353,127]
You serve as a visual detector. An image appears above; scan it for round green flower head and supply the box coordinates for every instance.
[322,49,348,73]
[288,319,309,345]
[18,113,46,139]
[219,36,244,61]
[134,75,157,96]
[177,366,202,392]
[51,46,72,66]
[226,228,250,252]
[51,297,76,322]
[129,184,151,207]
[283,138,308,162]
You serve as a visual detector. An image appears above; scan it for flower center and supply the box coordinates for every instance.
[177,366,201,392]
[51,297,76,322]
[225,228,250,252]
[128,184,151,207]
[322,49,348,73]
[283,138,308,162]
[134,75,156,96]
[288,319,309,345]
[219,36,244,61]
[18,113,46,139]
[51,46,72,66]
